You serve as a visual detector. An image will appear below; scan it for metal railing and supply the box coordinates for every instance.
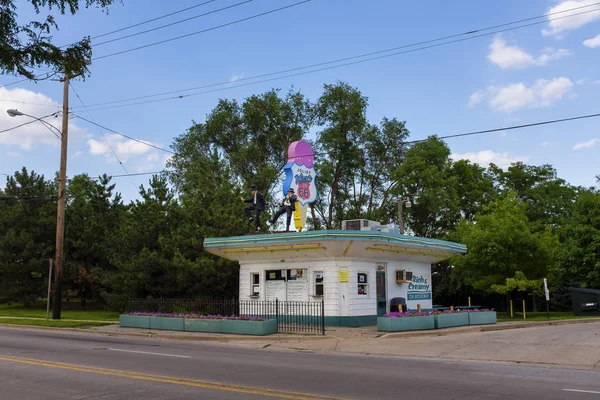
[127,298,325,335]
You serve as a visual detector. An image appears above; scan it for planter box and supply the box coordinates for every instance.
[434,312,469,329]
[221,319,278,335]
[468,311,497,325]
[377,315,435,332]
[185,318,223,333]
[150,316,185,331]
[120,314,150,329]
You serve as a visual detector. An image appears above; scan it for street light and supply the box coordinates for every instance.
[7,109,61,140]
[6,99,69,321]
[397,196,412,235]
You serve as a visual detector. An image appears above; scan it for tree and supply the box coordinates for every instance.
[0,168,56,304]
[552,189,600,288]
[185,88,312,195]
[1,0,120,80]
[64,173,124,304]
[489,163,578,230]
[392,136,460,238]
[450,193,557,294]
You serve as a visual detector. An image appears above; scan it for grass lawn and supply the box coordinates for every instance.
[0,318,113,328]
[497,311,600,322]
[0,303,120,321]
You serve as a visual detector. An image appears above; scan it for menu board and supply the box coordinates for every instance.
[287,280,309,302]
[266,280,286,301]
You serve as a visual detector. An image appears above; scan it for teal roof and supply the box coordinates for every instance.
[204,230,467,254]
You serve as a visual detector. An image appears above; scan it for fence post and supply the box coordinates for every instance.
[321,299,325,336]
[275,298,279,333]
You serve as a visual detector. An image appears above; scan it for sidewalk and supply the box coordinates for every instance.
[3,317,600,369]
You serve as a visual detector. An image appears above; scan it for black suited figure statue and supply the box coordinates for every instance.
[241,185,266,232]
[268,188,297,232]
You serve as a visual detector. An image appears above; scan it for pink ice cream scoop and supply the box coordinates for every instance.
[287,140,314,168]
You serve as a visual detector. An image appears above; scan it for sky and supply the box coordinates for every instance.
[1,0,599,202]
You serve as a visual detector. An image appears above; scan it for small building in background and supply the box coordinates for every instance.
[204,220,467,326]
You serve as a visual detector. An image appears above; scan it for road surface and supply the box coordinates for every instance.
[0,326,599,399]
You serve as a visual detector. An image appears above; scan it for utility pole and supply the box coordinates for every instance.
[397,198,404,235]
[53,75,69,320]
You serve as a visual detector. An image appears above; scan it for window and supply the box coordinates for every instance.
[357,273,368,295]
[314,271,324,296]
[251,273,260,296]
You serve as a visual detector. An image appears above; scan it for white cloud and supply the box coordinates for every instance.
[468,90,484,107]
[87,133,156,162]
[0,87,88,149]
[542,0,600,37]
[451,150,530,169]
[542,141,558,147]
[583,33,600,47]
[471,77,574,112]
[230,73,244,83]
[487,38,571,69]
[86,134,168,172]
[6,151,20,156]
[573,138,600,149]
[576,78,587,84]
[568,93,579,99]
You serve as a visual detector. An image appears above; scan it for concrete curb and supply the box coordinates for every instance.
[2,317,600,342]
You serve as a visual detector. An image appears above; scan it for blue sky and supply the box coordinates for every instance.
[1,0,599,201]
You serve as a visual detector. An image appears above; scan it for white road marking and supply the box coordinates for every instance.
[107,348,190,358]
[563,389,600,395]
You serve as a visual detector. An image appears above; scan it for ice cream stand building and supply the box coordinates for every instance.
[204,141,467,326]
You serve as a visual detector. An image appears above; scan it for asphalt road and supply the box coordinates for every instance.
[0,326,599,400]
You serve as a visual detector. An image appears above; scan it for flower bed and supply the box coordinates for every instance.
[120,312,276,335]
[377,311,435,332]
[466,309,497,325]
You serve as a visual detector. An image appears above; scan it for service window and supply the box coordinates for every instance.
[251,273,260,296]
[357,273,368,295]
[314,271,324,296]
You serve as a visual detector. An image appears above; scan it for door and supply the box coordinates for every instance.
[376,271,386,316]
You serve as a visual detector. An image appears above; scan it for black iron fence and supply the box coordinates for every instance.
[127,298,325,335]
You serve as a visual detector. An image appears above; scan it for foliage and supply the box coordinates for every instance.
[552,189,600,288]
[490,271,543,296]
[0,0,121,79]
[0,168,56,304]
[450,193,557,293]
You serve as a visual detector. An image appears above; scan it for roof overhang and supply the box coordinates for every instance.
[204,230,467,264]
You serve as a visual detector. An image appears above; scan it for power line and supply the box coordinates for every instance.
[70,84,139,190]
[93,0,312,60]
[0,112,61,135]
[91,0,219,40]
[76,5,600,112]
[407,112,600,145]
[74,115,176,154]
[0,72,58,89]
[0,98,62,108]
[94,0,254,47]
[91,170,172,179]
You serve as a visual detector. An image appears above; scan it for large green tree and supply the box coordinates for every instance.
[1,0,121,80]
[0,168,56,304]
[552,188,600,288]
[450,193,557,294]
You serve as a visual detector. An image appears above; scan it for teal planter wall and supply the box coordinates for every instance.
[468,311,497,325]
[119,315,277,335]
[434,313,469,329]
[150,316,185,331]
[221,319,277,335]
[377,315,435,331]
[185,319,223,333]
[120,315,150,329]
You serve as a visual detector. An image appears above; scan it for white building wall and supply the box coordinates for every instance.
[385,261,432,311]
[347,261,377,316]
[239,260,342,316]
